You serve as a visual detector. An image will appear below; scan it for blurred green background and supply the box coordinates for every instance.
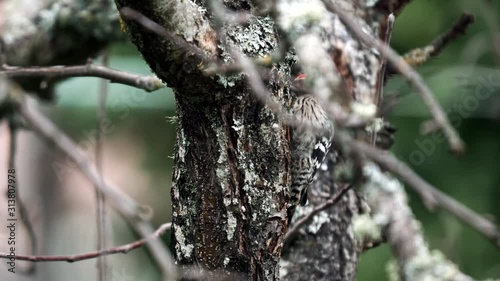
[46,0,500,280]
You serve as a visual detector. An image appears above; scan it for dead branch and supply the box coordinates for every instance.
[0,223,171,263]
[1,63,164,92]
[15,94,177,280]
[343,135,500,248]
[362,163,477,281]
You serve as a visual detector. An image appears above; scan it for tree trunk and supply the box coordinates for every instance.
[171,77,290,280]
[115,1,290,279]
[114,0,410,280]
[1,1,488,281]
[281,153,361,281]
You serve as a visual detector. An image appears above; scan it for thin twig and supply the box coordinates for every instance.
[322,0,465,154]
[430,13,475,57]
[392,13,475,72]
[371,13,395,147]
[283,184,353,246]
[96,52,109,281]
[16,95,178,279]
[0,223,171,262]
[1,64,164,92]
[7,117,37,273]
[374,13,395,112]
[345,135,500,248]
[385,13,474,81]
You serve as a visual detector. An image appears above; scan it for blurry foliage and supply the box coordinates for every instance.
[48,1,499,279]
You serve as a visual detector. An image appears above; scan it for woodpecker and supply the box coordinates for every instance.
[289,75,334,214]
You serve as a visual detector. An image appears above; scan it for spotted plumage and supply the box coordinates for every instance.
[289,95,334,207]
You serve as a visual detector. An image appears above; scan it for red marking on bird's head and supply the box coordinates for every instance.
[295,73,307,80]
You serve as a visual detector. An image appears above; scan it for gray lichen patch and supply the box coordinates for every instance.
[241,166,260,203]
[226,211,237,241]
[352,213,382,243]
[155,0,217,55]
[176,124,188,164]
[307,210,330,234]
[223,256,231,267]
[226,16,278,58]
[174,225,195,259]
[214,16,278,88]
[217,73,241,88]
[387,250,477,281]
[237,121,282,218]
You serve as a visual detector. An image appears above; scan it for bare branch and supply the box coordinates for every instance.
[362,164,478,281]
[95,52,110,281]
[1,64,165,92]
[430,13,475,57]
[343,135,500,248]
[0,223,171,263]
[371,13,395,147]
[374,13,395,112]
[398,13,475,70]
[7,119,36,273]
[322,0,465,154]
[16,95,178,279]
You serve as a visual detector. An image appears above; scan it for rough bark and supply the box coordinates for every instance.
[171,77,290,280]
[1,0,490,280]
[113,0,412,280]
[115,1,290,279]
[281,153,361,281]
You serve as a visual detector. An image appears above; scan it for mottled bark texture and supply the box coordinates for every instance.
[115,1,289,279]
[281,153,361,281]
[170,79,290,280]
[113,0,412,280]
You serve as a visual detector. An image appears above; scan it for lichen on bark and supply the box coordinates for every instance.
[112,0,405,280]
[114,2,293,278]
